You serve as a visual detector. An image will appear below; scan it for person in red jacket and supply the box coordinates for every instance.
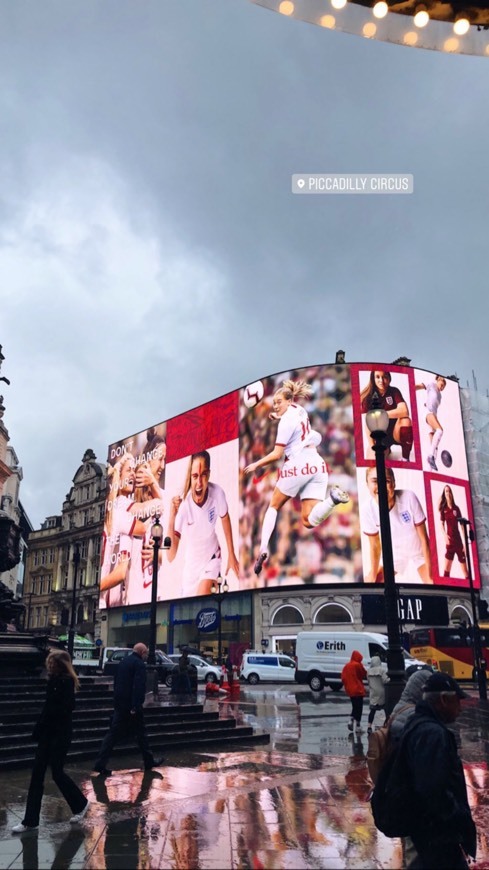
[341,650,367,735]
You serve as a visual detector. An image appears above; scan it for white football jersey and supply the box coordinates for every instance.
[175,482,228,590]
[276,404,318,459]
[362,489,425,567]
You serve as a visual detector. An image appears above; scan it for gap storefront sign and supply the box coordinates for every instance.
[362,594,449,626]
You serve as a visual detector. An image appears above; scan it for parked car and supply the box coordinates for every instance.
[240,651,297,684]
[168,653,221,684]
[102,647,180,688]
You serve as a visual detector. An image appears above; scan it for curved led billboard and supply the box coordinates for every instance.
[99,362,479,608]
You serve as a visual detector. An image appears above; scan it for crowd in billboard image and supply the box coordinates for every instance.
[239,366,360,588]
[99,361,479,609]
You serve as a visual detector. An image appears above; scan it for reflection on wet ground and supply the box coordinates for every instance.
[2,688,489,869]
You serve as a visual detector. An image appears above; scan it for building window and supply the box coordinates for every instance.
[271,605,305,625]
[35,607,41,627]
[34,552,40,567]
[47,576,52,594]
[43,606,49,625]
[314,603,353,624]
[39,578,44,596]
[81,540,89,559]
[77,604,84,624]
[49,548,55,564]
[61,608,69,626]
[451,605,472,625]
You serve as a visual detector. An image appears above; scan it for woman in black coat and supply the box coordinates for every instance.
[12,649,89,833]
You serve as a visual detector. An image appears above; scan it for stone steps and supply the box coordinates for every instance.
[0,677,269,769]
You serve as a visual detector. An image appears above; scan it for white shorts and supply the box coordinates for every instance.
[181,553,222,596]
[276,448,328,501]
[395,553,426,576]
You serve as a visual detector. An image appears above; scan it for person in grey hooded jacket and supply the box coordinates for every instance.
[389,667,431,743]
[367,655,389,733]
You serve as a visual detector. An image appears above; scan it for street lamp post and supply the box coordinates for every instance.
[26,590,34,631]
[458,517,487,701]
[147,516,171,698]
[211,575,229,665]
[366,404,405,714]
[67,542,81,659]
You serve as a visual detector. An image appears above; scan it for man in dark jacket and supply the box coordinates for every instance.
[402,672,476,869]
[93,643,163,775]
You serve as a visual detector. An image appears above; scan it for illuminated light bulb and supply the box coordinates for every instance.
[319,14,336,27]
[363,21,377,36]
[413,5,429,27]
[373,1,388,18]
[278,0,294,14]
[485,44,489,55]
[331,0,347,10]
[403,30,419,45]
[444,36,459,51]
[453,14,470,35]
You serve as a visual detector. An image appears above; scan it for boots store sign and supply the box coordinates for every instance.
[196,609,220,632]
[362,594,449,626]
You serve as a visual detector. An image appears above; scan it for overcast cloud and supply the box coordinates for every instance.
[1,0,488,528]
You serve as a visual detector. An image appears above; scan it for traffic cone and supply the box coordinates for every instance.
[230,666,240,696]
[220,665,230,692]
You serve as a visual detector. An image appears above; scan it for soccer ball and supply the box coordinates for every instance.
[243,380,264,409]
[441,450,453,468]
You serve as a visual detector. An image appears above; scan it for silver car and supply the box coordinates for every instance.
[168,653,221,684]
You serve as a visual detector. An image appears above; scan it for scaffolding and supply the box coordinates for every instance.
[461,386,489,599]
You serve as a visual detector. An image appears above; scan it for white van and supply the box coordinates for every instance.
[240,651,297,684]
[295,631,428,692]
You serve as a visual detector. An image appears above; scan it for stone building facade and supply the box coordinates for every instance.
[22,450,106,639]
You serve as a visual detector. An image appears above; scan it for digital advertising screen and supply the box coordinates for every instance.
[99,362,479,609]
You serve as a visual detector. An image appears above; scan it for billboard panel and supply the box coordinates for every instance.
[99,362,479,608]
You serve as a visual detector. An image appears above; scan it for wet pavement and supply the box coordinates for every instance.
[2,684,489,869]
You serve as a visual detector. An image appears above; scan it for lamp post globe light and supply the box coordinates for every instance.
[148,516,163,668]
[365,402,405,713]
[249,0,489,57]
[211,575,229,666]
[147,516,171,697]
[67,542,81,660]
[458,517,487,700]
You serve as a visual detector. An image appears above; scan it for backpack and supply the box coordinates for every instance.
[366,704,413,785]
[370,718,421,839]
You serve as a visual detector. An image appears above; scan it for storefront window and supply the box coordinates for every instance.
[170,592,252,662]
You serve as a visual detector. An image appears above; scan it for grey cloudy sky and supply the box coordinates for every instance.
[1,0,488,528]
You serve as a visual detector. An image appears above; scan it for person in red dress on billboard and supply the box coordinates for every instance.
[360,370,413,462]
[438,485,468,579]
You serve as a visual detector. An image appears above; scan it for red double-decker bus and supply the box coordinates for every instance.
[409,625,489,681]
